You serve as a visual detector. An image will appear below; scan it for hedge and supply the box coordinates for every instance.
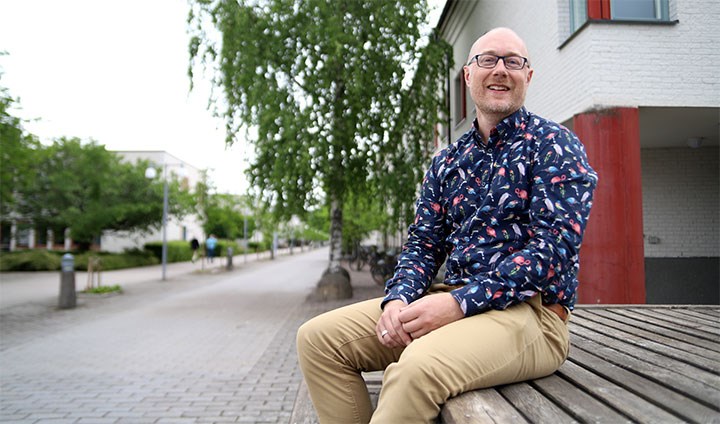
[144,239,241,262]
[0,250,61,271]
[0,249,158,272]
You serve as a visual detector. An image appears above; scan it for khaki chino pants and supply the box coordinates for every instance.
[296,294,570,424]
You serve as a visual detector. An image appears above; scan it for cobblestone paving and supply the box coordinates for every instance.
[0,249,383,424]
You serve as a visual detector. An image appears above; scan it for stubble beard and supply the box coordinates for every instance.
[476,95,520,122]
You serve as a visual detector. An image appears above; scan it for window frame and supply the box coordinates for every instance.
[569,0,588,33]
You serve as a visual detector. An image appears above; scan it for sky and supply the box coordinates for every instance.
[0,0,444,195]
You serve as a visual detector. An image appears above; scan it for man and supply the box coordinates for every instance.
[205,234,218,263]
[297,27,597,423]
[190,237,200,263]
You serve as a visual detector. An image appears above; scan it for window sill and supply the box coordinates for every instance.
[559,18,679,49]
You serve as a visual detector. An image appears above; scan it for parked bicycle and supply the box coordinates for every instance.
[369,248,400,286]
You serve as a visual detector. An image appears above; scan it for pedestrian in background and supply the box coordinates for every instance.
[205,234,218,263]
[190,237,200,263]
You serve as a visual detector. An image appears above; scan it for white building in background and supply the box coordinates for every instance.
[100,150,205,253]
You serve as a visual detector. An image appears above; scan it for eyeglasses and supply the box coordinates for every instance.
[467,54,529,70]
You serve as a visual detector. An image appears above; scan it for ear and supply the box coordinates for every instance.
[463,66,471,86]
[526,68,534,84]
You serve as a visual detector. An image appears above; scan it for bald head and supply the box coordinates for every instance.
[467,27,530,66]
[463,27,533,138]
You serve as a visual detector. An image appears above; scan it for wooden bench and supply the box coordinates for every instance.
[442,305,720,423]
[291,305,720,423]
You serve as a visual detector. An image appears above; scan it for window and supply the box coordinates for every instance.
[610,0,669,20]
[568,0,671,35]
[453,69,467,125]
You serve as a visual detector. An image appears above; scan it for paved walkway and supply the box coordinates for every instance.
[0,248,292,309]
[0,247,385,424]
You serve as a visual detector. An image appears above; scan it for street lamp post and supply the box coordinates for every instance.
[160,166,169,280]
[146,162,183,281]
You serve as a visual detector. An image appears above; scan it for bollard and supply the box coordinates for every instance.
[59,253,76,309]
[226,247,233,270]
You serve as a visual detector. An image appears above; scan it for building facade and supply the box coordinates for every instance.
[436,0,719,304]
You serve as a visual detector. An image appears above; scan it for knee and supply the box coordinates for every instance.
[296,319,315,354]
[296,316,327,363]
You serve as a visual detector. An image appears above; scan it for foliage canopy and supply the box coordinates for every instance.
[189,0,450,264]
[1,132,195,249]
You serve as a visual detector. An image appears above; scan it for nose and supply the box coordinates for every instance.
[492,58,509,74]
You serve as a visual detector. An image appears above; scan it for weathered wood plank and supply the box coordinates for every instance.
[530,373,631,423]
[567,347,719,423]
[556,360,684,423]
[440,388,529,424]
[609,308,719,340]
[634,308,720,337]
[584,308,720,355]
[667,309,720,327]
[498,382,577,423]
[693,308,720,319]
[571,327,720,400]
[571,312,720,373]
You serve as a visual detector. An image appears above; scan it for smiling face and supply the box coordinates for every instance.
[464,28,533,129]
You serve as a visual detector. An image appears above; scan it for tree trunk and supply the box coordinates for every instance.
[312,195,352,301]
[328,197,343,272]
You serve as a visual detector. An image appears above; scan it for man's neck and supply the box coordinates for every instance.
[475,108,523,141]
[475,114,502,142]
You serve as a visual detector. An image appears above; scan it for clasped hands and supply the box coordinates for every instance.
[376,293,464,348]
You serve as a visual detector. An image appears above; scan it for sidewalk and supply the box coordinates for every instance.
[0,247,385,424]
[0,247,300,309]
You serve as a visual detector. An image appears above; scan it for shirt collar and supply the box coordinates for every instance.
[471,107,529,147]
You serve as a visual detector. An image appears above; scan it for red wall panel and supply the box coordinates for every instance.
[573,107,646,304]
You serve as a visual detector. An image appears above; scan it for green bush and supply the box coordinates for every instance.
[0,250,61,271]
[143,240,243,261]
[82,284,122,294]
[144,240,193,263]
[248,241,271,252]
[0,238,269,273]
[0,249,159,272]
[210,239,240,257]
[74,250,158,271]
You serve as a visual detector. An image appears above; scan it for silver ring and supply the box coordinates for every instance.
[381,330,389,338]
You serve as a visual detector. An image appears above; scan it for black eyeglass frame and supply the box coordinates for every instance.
[466,54,529,70]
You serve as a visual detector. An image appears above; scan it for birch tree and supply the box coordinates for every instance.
[189,0,449,286]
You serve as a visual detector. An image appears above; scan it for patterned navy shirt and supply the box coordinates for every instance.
[383,107,598,316]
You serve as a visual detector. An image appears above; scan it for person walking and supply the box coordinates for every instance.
[205,234,218,263]
[190,237,200,263]
[296,27,598,423]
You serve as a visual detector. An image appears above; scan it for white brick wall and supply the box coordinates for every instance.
[641,147,719,257]
[529,0,720,122]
